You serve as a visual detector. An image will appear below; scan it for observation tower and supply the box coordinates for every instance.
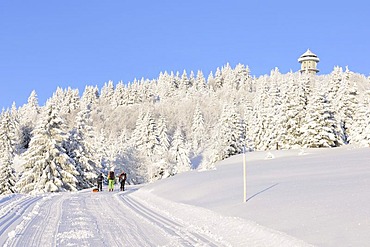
[298,49,319,74]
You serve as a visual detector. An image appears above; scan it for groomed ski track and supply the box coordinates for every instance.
[0,186,313,247]
[0,188,229,247]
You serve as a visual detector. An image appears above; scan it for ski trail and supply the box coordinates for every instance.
[0,196,40,235]
[87,190,170,246]
[118,191,229,247]
[10,194,63,247]
[0,195,42,245]
[43,189,173,246]
[56,192,114,246]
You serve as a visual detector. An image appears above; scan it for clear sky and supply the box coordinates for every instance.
[0,1,368,109]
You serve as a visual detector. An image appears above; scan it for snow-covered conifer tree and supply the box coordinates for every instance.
[64,104,99,188]
[301,92,340,147]
[0,110,16,155]
[223,65,237,90]
[170,126,191,173]
[193,70,207,92]
[207,71,215,91]
[210,102,244,163]
[81,86,99,107]
[213,67,223,90]
[61,87,80,114]
[0,152,16,195]
[19,90,40,125]
[157,116,170,152]
[131,111,164,181]
[179,70,191,93]
[15,102,80,194]
[279,76,306,149]
[191,103,206,153]
[351,91,370,146]
[100,80,115,106]
[0,110,17,194]
[113,81,127,106]
[234,63,251,92]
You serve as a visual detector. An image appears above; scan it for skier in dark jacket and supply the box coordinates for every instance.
[97,173,103,191]
[118,171,127,191]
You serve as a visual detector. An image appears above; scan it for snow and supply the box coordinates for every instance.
[0,146,369,246]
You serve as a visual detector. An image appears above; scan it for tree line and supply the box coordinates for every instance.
[0,64,369,195]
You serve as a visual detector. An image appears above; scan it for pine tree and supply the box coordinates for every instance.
[279,77,306,149]
[94,128,110,169]
[351,91,370,146]
[179,70,191,93]
[301,92,339,148]
[81,86,99,107]
[19,90,40,125]
[193,70,207,92]
[210,102,244,163]
[191,103,206,153]
[101,80,114,98]
[15,102,80,194]
[170,126,191,173]
[213,67,224,89]
[131,111,163,181]
[113,81,127,106]
[61,87,80,114]
[0,152,16,195]
[157,116,170,152]
[234,63,252,92]
[65,104,99,188]
[252,77,277,150]
[0,110,17,194]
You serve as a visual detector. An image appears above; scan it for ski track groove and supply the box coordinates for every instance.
[0,194,28,221]
[13,194,63,247]
[55,195,98,246]
[102,192,157,246]
[0,194,20,210]
[119,193,222,247]
[0,195,41,237]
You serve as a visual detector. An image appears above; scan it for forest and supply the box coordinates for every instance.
[0,63,369,195]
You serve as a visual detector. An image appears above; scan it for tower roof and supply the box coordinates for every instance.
[298,49,320,63]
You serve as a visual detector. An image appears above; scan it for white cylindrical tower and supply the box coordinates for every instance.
[298,49,320,74]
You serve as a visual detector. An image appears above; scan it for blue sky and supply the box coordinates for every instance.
[0,1,368,109]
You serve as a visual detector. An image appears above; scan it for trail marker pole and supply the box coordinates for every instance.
[243,146,247,202]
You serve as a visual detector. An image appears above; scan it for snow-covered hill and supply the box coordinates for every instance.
[143,146,370,246]
[0,146,369,246]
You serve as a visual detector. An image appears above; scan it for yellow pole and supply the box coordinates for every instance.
[243,146,247,202]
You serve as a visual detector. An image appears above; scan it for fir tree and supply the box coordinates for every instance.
[15,103,80,194]
[131,111,163,181]
[157,116,170,152]
[0,110,17,194]
[351,91,370,146]
[170,126,191,173]
[191,103,206,153]
[0,152,16,195]
[65,104,98,188]
[302,92,339,147]
[210,102,244,163]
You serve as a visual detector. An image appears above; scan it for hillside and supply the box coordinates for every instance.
[141,146,370,246]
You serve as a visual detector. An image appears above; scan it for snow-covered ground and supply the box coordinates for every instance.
[0,146,369,246]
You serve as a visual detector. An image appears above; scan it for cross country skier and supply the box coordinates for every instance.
[97,173,104,191]
[108,170,115,192]
[118,171,127,191]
